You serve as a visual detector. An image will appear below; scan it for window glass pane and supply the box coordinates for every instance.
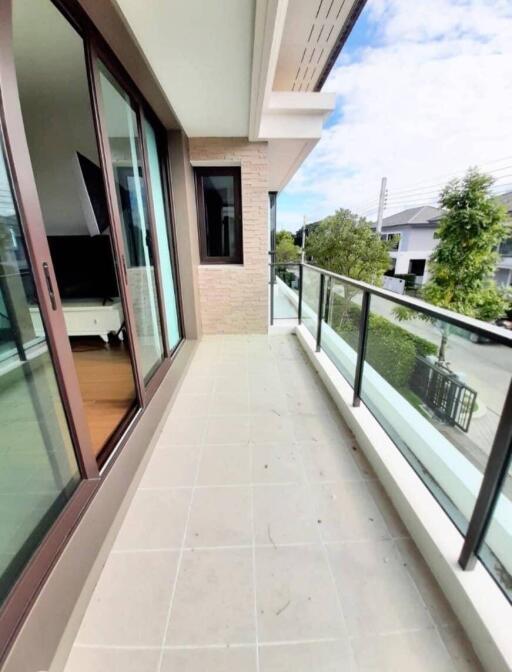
[98,64,164,383]
[360,295,506,535]
[142,119,181,351]
[477,457,511,602]
[204,176,234,257]
[0,140,80,606]
[196,169,242,262]
[13,0,138,457]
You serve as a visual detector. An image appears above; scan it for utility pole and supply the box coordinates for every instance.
[301,215,306,263]
[376,176,387,233]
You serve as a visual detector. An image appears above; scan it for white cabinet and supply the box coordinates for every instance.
[30,299,124,342]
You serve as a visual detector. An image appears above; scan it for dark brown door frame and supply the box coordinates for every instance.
[138,112,190,399]
[0,0,98,480]
[90,51,181,403]
[0,0,186,660]
[139,108,172,359]
[158,125,186,345]
[85,41,147,409]
[0,0,101,660]
[57,0,185,366]
[194,166,244,265]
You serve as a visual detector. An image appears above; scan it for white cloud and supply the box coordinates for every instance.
[278,0,512,231]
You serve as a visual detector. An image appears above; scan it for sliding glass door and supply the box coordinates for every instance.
[97,64,165,384]
[0,0,184,645]
[142,118,181,351]
[12,0,139,458]
[0,137,80,606]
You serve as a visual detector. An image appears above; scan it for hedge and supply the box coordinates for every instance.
[328,297,437,388]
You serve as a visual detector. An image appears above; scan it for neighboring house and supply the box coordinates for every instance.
[375,205,445,285]
[376,192,512,286]
[495,191,512,286]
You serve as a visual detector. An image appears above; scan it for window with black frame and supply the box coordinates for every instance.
[194,167,243,264]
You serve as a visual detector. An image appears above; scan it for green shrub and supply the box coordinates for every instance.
[366,314,419,387]
[326,295,437,388]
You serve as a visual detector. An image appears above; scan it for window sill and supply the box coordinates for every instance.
[198,263,245,269]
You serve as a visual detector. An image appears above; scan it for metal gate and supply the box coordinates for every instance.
[410,356,477,432]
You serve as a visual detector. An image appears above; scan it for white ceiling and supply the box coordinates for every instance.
[113,0,255,137]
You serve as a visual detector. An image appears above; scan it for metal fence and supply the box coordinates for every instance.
[410,356,477,432]
[269,259,512,585]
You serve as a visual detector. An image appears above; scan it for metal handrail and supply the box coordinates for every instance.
[303,262,512,346]
[269,258,512,588]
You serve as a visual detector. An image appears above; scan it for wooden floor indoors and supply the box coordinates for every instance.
[71,337,135,456]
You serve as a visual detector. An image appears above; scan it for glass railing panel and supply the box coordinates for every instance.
[359,294,510,535]
[302,267,320,339]
[477,457,512,601]
[321,277,363,386]
[272,264,300,319]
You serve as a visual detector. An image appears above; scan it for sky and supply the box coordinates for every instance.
[277,0,512,234]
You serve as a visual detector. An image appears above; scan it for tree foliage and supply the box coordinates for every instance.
[275,230,300,263]
[305,209,391,328]
[395,169,510,368]
[422,169,509,320]
[305,209,391,282]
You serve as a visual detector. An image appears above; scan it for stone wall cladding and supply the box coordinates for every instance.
[189,138,269,334]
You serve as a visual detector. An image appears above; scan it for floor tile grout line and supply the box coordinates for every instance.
[110,537,414,554]
[293,335,458,661]
[295,435,358,664]
[359,475,458,661]
[155,408,210,672]
[247,350,261,672]
[393,538,459,666]
[72,624,450,651]
[69,335,456,667]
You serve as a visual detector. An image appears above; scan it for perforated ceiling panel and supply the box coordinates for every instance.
[273,0,363,92]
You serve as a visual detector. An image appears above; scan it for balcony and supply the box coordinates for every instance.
[62,332,484,671]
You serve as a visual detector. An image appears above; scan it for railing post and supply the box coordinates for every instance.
[268,191,277,327]
[298,263,303,324]
[315,273,325,352]
[324,277,331,322]
[269,256,275,327]
[353,290,371,407]
[459,380,512,569]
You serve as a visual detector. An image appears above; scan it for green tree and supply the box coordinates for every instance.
[275,230,300,263]
[305,209,391,324]
[396,169,510,366]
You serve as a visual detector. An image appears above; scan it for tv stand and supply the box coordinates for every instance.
[30,298,124,343]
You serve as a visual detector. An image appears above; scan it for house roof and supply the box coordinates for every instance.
[380,205,445,228]
[382,191,512,229]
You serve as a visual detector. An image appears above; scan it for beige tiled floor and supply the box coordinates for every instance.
[64,334,483,672]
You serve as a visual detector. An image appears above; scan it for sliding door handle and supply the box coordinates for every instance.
[121,254,129,286]
[42,262,57,310]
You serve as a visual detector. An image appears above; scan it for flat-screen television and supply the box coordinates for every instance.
[47,235,119,301]
[74,152,110,236]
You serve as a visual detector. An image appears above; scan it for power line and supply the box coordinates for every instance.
[387,166,512,200]
[357,183,512,219]
[349,158,512,217]
[383,156,512,197]
[384,174,512,208]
